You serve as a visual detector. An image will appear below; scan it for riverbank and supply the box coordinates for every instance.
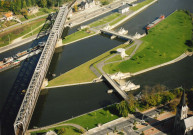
[48,43,130,87]
[60,0,157,47]
[0,16,47,49]
[103,10,193,74]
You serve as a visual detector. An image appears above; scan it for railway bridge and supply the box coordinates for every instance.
[13,5,70,135]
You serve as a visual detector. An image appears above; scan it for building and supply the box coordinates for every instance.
[4,12,13,21]
[118,4,130,14]
[28,7,39,14]
[173,90,193,135]
[80,0,95,10]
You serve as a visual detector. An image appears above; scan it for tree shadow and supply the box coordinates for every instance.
[185,40,193,47]
[110,50,117,54]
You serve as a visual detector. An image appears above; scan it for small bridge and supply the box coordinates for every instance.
[103,74,129,102]
[100,29,133,41]
[13,5,71,135]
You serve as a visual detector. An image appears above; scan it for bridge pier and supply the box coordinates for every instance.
[41,78,48,89]
[55,38,63,48]
[110,35,117,39]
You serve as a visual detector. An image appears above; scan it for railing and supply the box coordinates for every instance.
[14,6,69,135]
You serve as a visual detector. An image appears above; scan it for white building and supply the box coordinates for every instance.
[80,0,95,10]
[4,12,13,21]
[28,7,39,14]
[118,4,130,14]
[117,48,128,59]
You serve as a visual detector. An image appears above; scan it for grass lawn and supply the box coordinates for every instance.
[62,29,95,44]
[89,13,121,27]
[0,17,47,47]
[103,10,193,74]
[105,45,137,63]
[130,0,154,11]
[20,8,56,22]
[48,43,130,86]
[109,15,127,26]
[23,26,43,38]
[31,126,81,135]
[60,104,119,129]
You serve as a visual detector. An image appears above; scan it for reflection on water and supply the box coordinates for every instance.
[29,82,121,128]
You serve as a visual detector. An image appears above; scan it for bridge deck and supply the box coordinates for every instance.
[103,74,129,101]
[100,29,133,40]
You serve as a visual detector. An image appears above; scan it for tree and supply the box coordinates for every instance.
[47,0,54,7]
[26,0,32,7]
[128,94,136,113]
[74,4,78,12]
[57,128,65,135]
[22,0,27,8]
[116,101,129,117]
[31,0,36,6]
[15,0,22,11]
[39,0,47,7]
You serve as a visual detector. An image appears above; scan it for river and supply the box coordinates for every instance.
[0,0,192,132]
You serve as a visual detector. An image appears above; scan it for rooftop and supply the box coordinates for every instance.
[184,116,193,129]
[119,4,130,10]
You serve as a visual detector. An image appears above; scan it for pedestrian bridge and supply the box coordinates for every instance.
[103,74,129,102]
[13,5,70,135]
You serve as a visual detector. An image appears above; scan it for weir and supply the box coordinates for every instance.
[13,5,70,135]
[100,29,133,41]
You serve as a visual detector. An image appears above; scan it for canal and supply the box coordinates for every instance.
[0,0,192,132]
[29,0,193,128]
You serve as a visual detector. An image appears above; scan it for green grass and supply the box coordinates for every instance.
[89,13,121,27]
[60,104,119,129]
[48,43,130,86]
[31,126,81,135]
[130,0,154,11]
[0,17,47,48]
[23,26,43,38]
[109,15,127,26]
[20,8,56,22]
[62,29,95,44]
[105,45,137,63]
[103,10,193,74]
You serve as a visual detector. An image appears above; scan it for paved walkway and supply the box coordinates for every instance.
[89,39,143,76]
[26,123,86,135]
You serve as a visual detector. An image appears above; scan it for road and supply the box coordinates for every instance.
[66,0,137,27]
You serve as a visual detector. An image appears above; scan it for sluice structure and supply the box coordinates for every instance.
[13,5,69,135]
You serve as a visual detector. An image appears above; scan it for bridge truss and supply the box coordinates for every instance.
[14,6,69,135]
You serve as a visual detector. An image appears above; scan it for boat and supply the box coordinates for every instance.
[0,60,20,72]
[146,15,165,30]
[120,81,140,91]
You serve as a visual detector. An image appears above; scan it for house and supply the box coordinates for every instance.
[4,12,13,21]
[118,4,130,14]
[173,90,193,135]
[28,7,39,14]
[80,0,95,10]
